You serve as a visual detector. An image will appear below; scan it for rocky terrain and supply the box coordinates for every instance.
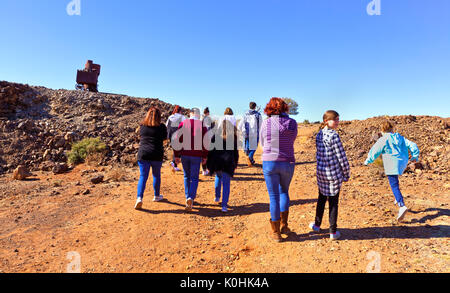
[0,81,448,273]
[0,81,187,175]
[1,81,448,178]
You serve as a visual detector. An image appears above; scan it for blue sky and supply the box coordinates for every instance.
[1,0,449,121]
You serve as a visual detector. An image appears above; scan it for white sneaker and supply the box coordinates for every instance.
[330,231,341,240]
[397,206,408,222]
[185,198,193,211]
[394,200,398,205]
[309,222,320,233]
[214,197,221,203]
[221,206,228,213]
[153,195,164,202]
[134,198,143,210]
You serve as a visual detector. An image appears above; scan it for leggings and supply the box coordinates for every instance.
[314,191,340,234]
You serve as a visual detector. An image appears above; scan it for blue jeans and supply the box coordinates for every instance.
[181,156,202,200]
[262,161,295,221]
[244,137,258,163]
[137,160,163,199]
[215,171,231,208]
[387,175,405,207]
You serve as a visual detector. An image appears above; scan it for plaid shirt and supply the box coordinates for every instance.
[316,127,350,196]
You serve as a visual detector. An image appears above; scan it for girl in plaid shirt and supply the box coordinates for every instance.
[309,110,350,240]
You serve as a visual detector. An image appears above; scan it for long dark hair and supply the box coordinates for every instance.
[221,119,237,142]
[142,107,161,127]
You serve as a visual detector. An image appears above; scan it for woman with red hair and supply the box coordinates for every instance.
[260,97,298,242]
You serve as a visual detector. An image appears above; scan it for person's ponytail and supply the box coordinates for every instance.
[320,110,339,130]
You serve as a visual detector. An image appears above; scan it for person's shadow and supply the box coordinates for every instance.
[408,208,450,224]
[283,223,450,243]
[136,198,316,218]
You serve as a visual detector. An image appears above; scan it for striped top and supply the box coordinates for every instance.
[260,114,298,162]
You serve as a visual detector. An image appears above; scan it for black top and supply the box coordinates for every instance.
[206,137,239,177]
[137,124,168,162]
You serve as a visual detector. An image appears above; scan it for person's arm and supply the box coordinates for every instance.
[173,120,184,159]
[259,119,267,148]
[364,137,386,165]
[291,119,298,141]
[165,117,170,127]
[331,133,350,181]
[201,126,209,164]
[405,138,420,162]
[161,124,168,142]
[234,148,239,169]
[135,125,141,139]
[238,116,246,137]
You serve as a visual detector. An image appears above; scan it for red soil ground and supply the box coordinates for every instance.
[0,125,448,273]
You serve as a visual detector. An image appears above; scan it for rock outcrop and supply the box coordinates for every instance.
[0,81,187,174]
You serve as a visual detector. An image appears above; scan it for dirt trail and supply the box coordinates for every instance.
[0,125,448,273]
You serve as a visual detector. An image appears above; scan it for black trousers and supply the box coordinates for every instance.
[314,191,340,234]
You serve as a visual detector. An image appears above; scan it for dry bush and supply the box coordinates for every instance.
[85,152,105,167]
[107,167,127,182]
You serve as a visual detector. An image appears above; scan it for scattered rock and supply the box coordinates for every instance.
[52,163,68,174]
[90,175,104,184]
[13,165,32,180]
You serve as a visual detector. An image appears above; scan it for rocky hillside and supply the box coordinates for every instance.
[1,81,448,177]
[0,81,187,175]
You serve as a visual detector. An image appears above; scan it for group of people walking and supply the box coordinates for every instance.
[134,97,420,242]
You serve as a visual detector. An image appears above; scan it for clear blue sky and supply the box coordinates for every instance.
[1,0,449,121]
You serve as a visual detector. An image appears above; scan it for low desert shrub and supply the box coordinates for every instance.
[67,138,106,165]
[107,167,127,182]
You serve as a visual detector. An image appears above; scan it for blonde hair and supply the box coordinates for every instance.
[320,110,339,129]
[381,120,394,133]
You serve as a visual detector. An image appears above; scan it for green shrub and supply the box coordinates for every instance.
[67,138,106,165]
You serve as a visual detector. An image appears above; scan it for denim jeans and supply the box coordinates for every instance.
[215,171,231,208]
[181,156,202,200]
[245,137,258,163]
[387,175,405,207]
[262,161,295,221]
[137,160,163,199]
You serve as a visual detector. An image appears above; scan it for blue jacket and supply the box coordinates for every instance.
[364,132,420,175]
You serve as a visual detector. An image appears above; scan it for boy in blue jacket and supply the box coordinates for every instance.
[364,120,420,222]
